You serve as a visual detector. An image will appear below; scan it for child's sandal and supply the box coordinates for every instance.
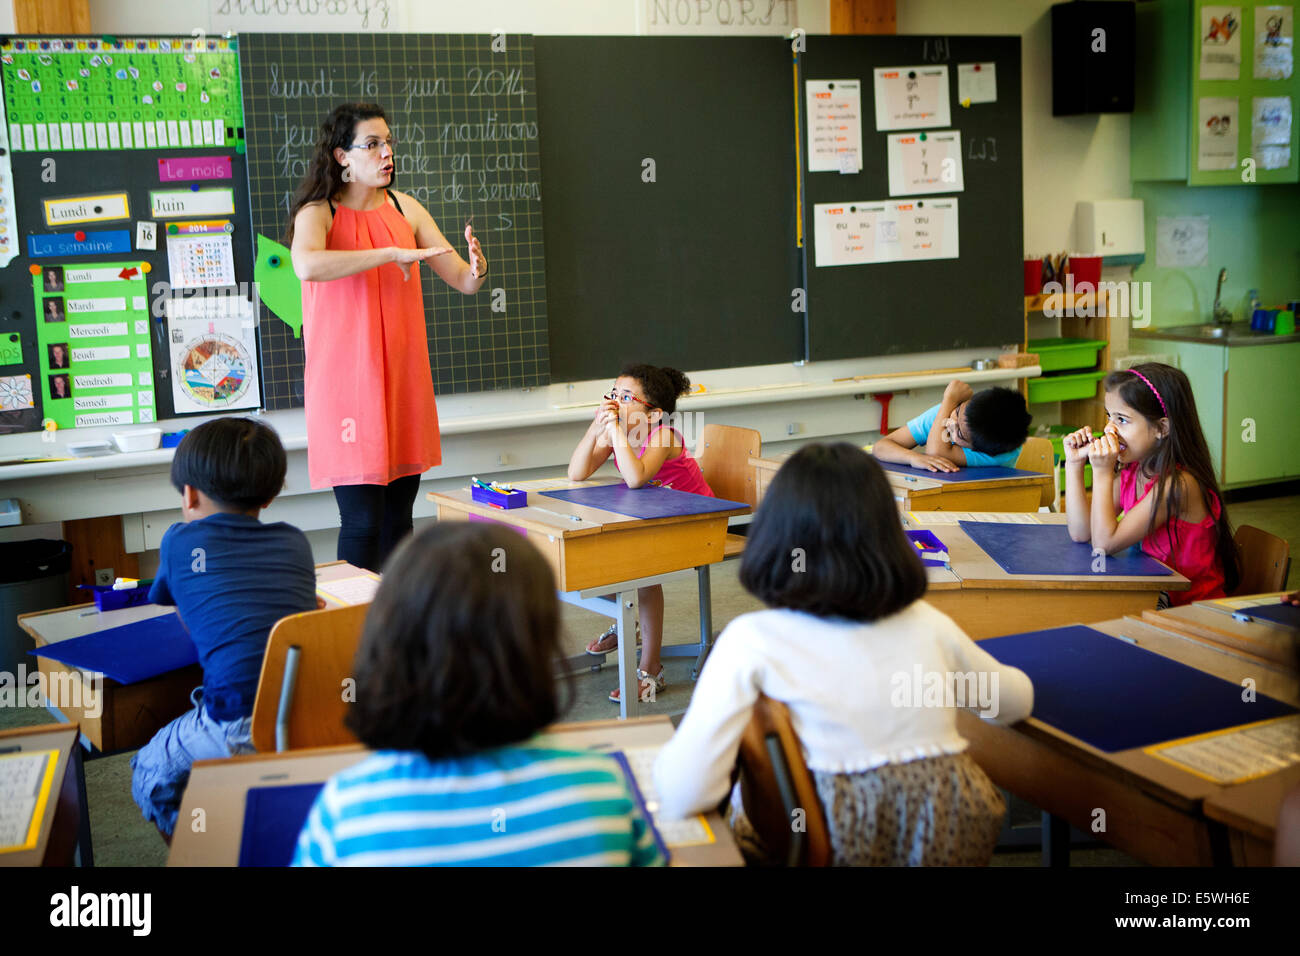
[608,668,666,703]
[585,622,641,656]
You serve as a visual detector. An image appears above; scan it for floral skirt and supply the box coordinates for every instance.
[731,752,1005,866]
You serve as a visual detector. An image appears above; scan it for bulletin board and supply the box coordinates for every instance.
[1189,0,1299,185]
[799,35,1025,362]
[237,32,549,409]
[0,35,260,435]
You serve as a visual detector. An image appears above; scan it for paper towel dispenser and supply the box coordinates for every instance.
[1076,199,1145,258]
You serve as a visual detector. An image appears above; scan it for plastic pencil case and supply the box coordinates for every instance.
[80,584,154,611]
[471,486,528,509]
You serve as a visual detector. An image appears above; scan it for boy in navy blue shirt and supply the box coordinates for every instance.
[873,379,1032,473]
[131,418,317,839]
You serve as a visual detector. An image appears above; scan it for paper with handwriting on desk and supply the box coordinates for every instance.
[316,573,380,607]
[619,745,714,848]
[908,511,1043,525]
[0,749,58,853]
[1147,714,1300,785]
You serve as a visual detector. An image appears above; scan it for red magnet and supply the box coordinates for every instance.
[974,64,981,72]
[74,230,86,241]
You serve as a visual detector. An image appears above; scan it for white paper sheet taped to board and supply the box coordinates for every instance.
[813,197,959,267]
[886,130,964,196]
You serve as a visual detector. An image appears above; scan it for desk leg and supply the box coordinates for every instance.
[693,564,713,680]
[616,589,640,720]
[72,743,94,867]
[1042,811,1070,868]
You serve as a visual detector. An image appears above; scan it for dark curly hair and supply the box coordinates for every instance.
[285,102,389,242]
[619,364,691,415]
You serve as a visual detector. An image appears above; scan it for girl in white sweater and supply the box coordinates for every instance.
[653,442,1034,865]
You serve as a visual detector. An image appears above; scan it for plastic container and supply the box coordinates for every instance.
[0,539,71,672]
[1023,258,1043,296]
[1066,255,1102,289]
[1027,369,1106,404]
[112,427,162,453]
[1276,310,1296,336]
[471,485,528,509]
[1026,337,1108,373]
[78,582,154,611]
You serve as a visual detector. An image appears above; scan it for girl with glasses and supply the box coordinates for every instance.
[567,364,713,704]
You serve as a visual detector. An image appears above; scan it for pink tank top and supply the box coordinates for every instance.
[637,426,714,497]
[300,198,442,489]
[1118,463,1225,606]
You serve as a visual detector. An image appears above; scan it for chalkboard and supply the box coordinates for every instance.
[534,37,803,382]
[238,33,549,408]
[0,35,258,435]
[800,35,1024,361]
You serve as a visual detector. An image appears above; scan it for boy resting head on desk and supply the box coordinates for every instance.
[872,379,1032,473]
[131,418,318,841]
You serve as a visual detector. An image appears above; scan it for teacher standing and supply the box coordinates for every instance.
[289,103,486,571]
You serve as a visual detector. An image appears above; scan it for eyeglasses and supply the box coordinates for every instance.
[604,386,654,409]
[346,137,395,153]
[948,403,970,445]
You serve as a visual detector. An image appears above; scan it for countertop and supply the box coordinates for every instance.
[1133,323,1300,347]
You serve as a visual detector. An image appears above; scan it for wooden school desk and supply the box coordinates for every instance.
[168,715,743,867]
[750,453,1052,512]
[905,512,1188,639]
[0,723,89,866]
[16,562,373,753]
[961,609,1300,866]
[429,483,749,719]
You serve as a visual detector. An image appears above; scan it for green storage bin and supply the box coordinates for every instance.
[1027,337,1108,372]
[1027,369,1106,404]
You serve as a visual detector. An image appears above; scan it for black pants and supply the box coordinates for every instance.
[332,474,422,572]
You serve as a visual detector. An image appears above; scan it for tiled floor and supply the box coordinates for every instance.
[4,487,1297,867]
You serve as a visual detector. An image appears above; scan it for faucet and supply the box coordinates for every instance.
[1213,268,1232,324]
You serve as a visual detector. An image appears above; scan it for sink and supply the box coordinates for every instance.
[1199,326,1230,338]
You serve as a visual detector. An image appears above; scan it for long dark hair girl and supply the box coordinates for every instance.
[285,102,388,243]
[1102,363,1240,593]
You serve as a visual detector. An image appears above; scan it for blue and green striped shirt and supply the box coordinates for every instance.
[292,745,666,867]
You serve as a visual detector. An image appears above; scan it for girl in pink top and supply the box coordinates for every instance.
[568,364,714,703]
[1064,364,1239,607]
[288,104,487,571]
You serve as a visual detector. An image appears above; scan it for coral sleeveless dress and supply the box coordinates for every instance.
[300,197,442,489]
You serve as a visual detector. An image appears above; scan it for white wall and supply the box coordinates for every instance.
[896,0,1132,257]
[87,0,829,35]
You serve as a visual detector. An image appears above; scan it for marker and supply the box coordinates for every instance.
[530,505,583,523]
[1113,633,1138,645]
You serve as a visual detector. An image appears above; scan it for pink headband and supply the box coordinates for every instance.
[1130,370,1167,418]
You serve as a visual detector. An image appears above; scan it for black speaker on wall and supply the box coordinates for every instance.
[1052,0,1136,115]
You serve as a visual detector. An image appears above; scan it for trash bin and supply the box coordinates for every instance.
[0,540,72,673]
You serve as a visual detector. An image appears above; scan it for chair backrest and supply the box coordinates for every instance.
[251,603,370,752]
[694,424,762,506]
[1232,525,1291,596]
[1014,436,1057,509]
[736,694,831,866]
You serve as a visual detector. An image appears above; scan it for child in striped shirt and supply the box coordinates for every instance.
[292,522,664,867]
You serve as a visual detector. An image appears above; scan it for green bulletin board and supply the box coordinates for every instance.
[1190,1,1299,184]
[33,262,155,428]
[2,36,243,149]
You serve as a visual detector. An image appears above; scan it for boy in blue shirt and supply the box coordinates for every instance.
[873,379,1032,472]
[131,418,317,840]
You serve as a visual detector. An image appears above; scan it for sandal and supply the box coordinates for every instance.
[586,622,641,656]
[609,668,666,703]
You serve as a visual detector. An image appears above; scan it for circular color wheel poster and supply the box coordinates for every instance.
[174,333,256,411]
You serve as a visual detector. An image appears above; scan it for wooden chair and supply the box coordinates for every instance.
[694,423,762,558]
[250,603,369,753]
[1014,436,1058,511]
[1232,525,1291,596]
[735,694,832,866]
